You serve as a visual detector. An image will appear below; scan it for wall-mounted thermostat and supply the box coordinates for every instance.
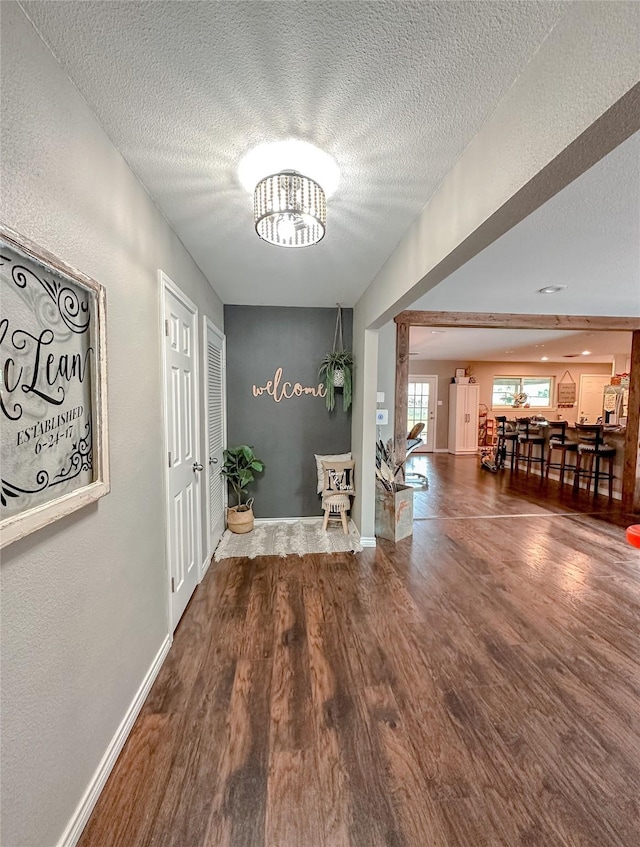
[376,409,389,425]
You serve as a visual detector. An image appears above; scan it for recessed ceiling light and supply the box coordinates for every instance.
[238,139,340,197]
[538,285,567,294]
[431,330,445,334]
[541,356,549,361]
[581,350,591,355]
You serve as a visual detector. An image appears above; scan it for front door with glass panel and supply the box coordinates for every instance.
[407,376,437,452]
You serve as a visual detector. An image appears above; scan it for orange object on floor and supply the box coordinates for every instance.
[626,524,640,549]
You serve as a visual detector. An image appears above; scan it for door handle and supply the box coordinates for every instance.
[209,457,219,465]
[192,462,204,472]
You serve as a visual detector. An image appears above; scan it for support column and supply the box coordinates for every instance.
[394,320,410,467]
[622,329,640,513]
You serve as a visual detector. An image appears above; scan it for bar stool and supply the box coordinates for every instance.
[545,421,578,487]
[495,416,518,470]
[573,424,616,500]
[516,417,546,477]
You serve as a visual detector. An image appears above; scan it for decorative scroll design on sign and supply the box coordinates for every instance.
[1,471,50,508]
[51,418,93,485]
[1,254,91,334]
[1,418,92,507]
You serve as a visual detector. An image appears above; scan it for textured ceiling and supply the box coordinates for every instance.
[409,327,632,363]
[21,0,567,307]
[410,130,640,317]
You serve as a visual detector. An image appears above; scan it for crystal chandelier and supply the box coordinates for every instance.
[254,171,326,248]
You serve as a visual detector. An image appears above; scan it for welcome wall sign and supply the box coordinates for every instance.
[0,226,110,548]
[252,367,327,402]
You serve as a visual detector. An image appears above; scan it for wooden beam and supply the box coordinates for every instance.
[394,311,640,332]
[394,322,410,468]
[622,329,640,514]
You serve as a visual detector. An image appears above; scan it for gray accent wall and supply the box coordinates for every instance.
[225,306,353,518]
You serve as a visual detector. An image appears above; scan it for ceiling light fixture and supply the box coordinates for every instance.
[254,170,326,248]
[541,356,549,361]
[431,330,446,334]
[538,285,567,294]
[581,350,591,355]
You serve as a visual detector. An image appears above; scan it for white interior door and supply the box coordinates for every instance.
[407,376,437,452]
[205,318,225,557]
[578,374,611,423]
[162,277,202,632]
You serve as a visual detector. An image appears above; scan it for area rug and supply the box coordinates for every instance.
[214,519,363,561]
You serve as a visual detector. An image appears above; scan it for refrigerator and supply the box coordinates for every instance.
[603,385,627,425]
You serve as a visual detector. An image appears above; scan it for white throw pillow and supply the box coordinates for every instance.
[314,452,352,494]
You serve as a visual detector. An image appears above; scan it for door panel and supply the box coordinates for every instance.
[578,374,610,423]
[164,283,201,631]
[407,375,438,452]
[205,321,225,556]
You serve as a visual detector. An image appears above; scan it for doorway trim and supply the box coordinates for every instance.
[394,311,640,511]
[203,315,227,572]
[159,270,204,633]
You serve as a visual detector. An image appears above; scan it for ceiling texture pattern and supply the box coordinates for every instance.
[21,0,569,307]
[411,130,640,318]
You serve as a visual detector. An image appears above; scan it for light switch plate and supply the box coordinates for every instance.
[377,392,385,403]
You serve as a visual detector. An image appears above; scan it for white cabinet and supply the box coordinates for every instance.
[448,383,480,454]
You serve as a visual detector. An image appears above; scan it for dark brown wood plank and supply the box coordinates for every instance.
[78,454,640,847]
[394,310,640,331]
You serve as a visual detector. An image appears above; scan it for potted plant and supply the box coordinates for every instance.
[319,306,354,411]
[220,445,265,533]
[319,349,354,412]
[374,439,414,542]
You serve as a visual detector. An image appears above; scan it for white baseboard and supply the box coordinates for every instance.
[200,552,212,580]
[435,448,449,453]
[254,516,323,525]
[349,520,377,548]
[56,634,172,847]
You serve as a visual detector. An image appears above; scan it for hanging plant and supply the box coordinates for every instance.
[318,305,354,412]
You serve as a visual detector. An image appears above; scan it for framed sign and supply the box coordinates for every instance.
[557,370,576,408]
[1,226,109,548]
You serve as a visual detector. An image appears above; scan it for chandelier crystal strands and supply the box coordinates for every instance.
[254,171,326,247]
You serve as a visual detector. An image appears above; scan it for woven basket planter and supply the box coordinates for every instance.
[227,505,254,534]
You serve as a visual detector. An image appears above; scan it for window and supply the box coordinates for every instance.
[407,381,430,435]
[492,376,554,409]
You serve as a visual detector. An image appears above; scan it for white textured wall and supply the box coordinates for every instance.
[0,4,224,846]
[375,321,396,445]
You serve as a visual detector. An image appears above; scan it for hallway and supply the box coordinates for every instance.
[79,460,640,846]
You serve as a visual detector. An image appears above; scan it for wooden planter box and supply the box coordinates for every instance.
[375,484,413,543]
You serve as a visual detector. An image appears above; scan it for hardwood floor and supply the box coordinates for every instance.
[79,455,640,847]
